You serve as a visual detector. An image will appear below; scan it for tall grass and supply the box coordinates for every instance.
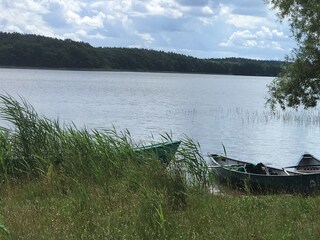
[0,95,138,183]
[0,94,208,186]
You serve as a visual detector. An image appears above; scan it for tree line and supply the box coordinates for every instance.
[0,32,285,76]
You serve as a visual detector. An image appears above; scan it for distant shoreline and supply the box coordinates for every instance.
[0,66,277,78]
[0,32,286,77]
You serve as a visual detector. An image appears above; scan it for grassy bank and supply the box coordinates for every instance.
[2,183,320,239]
[0,94,320,239]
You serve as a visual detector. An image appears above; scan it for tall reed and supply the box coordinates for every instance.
[173,136,209,189]
[0,94,141,184]
[0,94,209,190]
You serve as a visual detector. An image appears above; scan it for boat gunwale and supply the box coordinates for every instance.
[134,140,181,151]
[208,154,304,177]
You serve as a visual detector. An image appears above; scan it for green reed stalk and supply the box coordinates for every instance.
[0,94,208,189]
[0,94,138,183]
[173,136,209,189]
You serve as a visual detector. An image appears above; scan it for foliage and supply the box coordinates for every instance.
[266,0,320,109]
[0,32,284,76]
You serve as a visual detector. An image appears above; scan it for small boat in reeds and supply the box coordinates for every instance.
[134,140,181,165]
[209,154,320,194]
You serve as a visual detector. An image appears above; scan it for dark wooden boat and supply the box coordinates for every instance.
[286,153,320,173]
[209,154,320,194]
[134,140,181,165]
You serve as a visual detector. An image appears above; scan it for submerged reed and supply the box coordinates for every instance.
[209,106,320,126]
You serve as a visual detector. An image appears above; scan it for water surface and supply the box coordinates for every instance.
[1,68,320,167]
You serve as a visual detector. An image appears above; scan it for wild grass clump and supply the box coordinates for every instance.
[0,94,141,184]
[173,137,209,189]
[0,94,209,186]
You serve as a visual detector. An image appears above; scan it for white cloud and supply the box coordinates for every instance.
[217,4,266,29]
[176,0,209,7]
[202,6,213,15]
[0,3,56,37]
[272,29,285,38]
[270,41,283,50]
[227,15,265,29]
[218,4,230,16]
[66,11,105,28]
[0,0,296,59]
[136,32,155,44]
[243,40,258,48]
[63,30,106,41]
[220,26,288,51]
[220,30,257,47]
[9,0,49,14]
[257,26,273,38]
[3,25,23,33]
[143,0,184,18]
[256,26,285,39]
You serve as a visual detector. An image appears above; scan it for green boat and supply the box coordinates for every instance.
[209,154,320,194]
[134,140,181,165]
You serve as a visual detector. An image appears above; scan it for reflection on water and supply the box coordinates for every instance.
[0,68,320,167]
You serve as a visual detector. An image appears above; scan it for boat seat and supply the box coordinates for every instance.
[282,168,290,175]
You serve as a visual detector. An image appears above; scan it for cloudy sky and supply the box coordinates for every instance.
[0,0,296,60]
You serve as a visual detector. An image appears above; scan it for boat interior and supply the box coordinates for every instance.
[209,154,297,176]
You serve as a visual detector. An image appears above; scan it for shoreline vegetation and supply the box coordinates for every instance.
[1,95,320,239]
[0,32,285,77]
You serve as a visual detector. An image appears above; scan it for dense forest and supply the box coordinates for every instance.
[0,32,285,76]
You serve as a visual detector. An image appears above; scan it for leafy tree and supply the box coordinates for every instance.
[266,0,320,109]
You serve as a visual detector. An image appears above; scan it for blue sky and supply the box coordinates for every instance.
[0,0,296,60]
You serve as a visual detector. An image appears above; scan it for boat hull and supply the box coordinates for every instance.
[210,154,320,194]
[213,166,320,194]
[134,140,181,165]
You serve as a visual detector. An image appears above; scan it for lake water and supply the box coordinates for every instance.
[1,68,320,167]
